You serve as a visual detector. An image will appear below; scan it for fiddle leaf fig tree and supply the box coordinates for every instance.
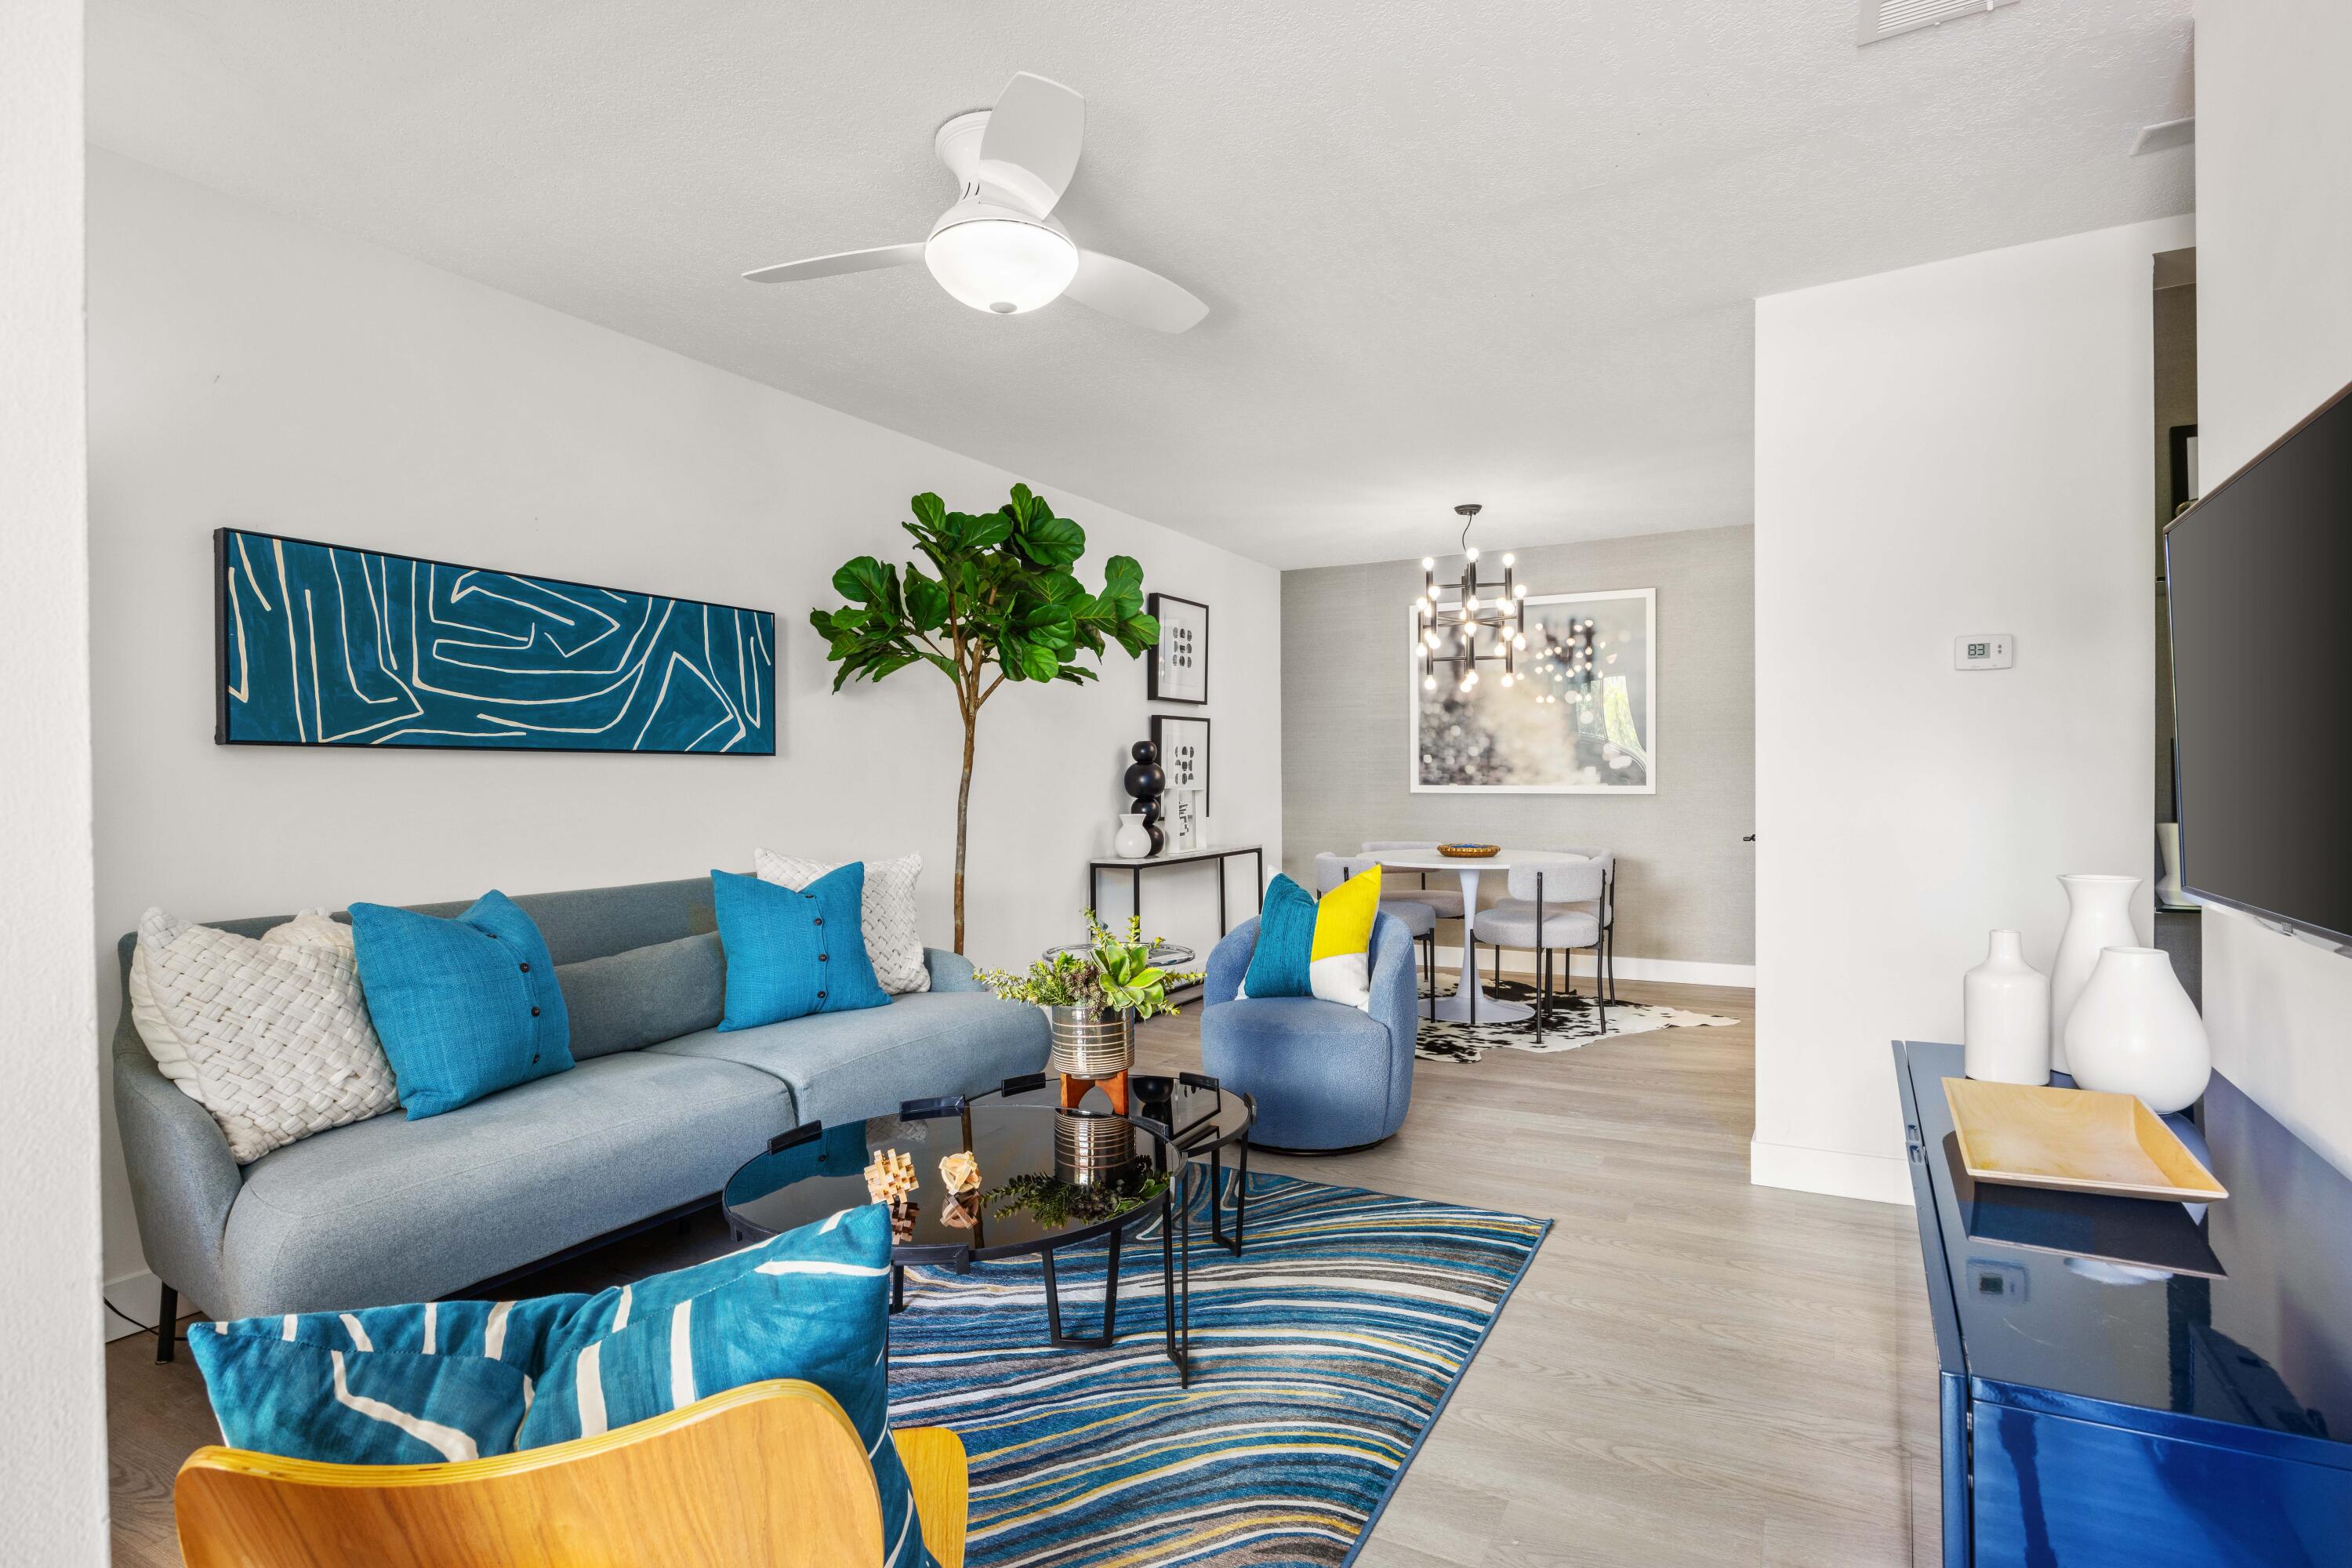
[810,484,1159,953]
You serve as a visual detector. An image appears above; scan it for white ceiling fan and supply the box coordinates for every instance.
[743,72,1208,333]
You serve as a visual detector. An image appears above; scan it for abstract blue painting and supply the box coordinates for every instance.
[214,528,775,754]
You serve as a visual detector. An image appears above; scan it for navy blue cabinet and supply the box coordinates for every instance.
[1896,1042,2352,1566]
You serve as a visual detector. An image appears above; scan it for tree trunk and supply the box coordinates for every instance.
[953,709,976,953]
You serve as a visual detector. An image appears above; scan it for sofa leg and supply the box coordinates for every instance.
[156,1283,178,1363]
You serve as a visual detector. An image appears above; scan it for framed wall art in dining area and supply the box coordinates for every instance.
[1147,592,1209,703]
[1151,713,1210,818]
[1410,587,1656,793]
[214,527,777,755]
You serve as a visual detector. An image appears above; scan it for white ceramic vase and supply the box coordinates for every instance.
[2049,873,2142,1075]
[1963,930,2051,1085]
[2155,824,2189,907]
[2063,946,2211,1114]
[1112,812,1152,859]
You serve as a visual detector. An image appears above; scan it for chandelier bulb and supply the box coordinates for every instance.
[1423,673,1437,691]
[1515,583,1529,598]
[1465,546,1479,562]
[1465,593,1479,612]
[1500,672,1514,688]
[1422,557,1436,571]
[1502,553,1515,568]
[1513,633,1526,650]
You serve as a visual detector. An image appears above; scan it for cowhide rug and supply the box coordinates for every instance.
[1411,978,1738,1063]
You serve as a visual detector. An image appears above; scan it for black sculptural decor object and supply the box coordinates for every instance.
[1124,740,1167,856]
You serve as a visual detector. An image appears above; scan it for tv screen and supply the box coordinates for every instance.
[2166,379,2352,947]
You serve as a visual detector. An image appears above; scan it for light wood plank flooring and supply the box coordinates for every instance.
[106,976,1939,1566]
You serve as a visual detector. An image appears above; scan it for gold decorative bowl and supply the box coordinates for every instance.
[1438,843,1501,858]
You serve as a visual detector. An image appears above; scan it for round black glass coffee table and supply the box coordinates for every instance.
[722,1098,1192,1382]
[979,1069,1257,1256]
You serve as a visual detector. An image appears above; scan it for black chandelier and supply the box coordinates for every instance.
[1415,503,1531,695]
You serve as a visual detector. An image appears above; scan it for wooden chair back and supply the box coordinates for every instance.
[175,1378,966,1568]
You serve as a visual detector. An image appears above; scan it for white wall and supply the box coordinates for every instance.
[2191,0,2352,1178]
[1,2,108,1561]
[89,151,1281,1312]
[1752,217,2187,1203]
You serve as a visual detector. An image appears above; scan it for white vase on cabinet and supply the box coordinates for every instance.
[1112,812,1152,859]
[1964,931,2051,1085]
[2049,874,2142,1075]
[2063,946,2211,1114]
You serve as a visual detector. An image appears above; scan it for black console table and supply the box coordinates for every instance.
[1896,1040,2352,1566]
[1087,844,1265,938]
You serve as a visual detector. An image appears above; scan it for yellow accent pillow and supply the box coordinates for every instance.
[1308,863,1381,1009]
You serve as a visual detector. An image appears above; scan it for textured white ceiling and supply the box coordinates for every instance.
[89,1,2194,567]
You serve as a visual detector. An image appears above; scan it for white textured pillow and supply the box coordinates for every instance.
[752,850,930,995]
[129,909,399,1163]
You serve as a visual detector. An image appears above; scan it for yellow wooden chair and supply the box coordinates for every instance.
[174,1378,967,1568]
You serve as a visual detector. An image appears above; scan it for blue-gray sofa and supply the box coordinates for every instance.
[112,876,1048,1339]
[1199,912,1419,1152]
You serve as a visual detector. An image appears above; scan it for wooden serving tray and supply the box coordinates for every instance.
[1942,1078,2228,1202]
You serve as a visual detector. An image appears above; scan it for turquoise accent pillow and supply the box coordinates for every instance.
[187,1207,931,1566]
[350,890,574,1119]
[1240,873,1318,998]
[711,864,888,1030]
[190,1293,585,1463]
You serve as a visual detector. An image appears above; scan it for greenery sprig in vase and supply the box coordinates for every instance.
[975,913,1203,1018]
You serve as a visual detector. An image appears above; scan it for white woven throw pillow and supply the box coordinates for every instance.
[752,850,930,995]
[129,909,399,1163]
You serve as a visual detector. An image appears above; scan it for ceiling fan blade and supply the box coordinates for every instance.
[977,71,1084,217]
[742,243,924,283]
[1064,250,1208,333]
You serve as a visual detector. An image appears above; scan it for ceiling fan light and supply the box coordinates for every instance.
[924,217,1079,314]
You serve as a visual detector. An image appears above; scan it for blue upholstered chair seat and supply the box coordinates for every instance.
[1200,912,1418,1151]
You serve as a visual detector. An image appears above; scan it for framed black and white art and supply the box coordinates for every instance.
[1146,593,1209,704]
[1150,714,1210,817]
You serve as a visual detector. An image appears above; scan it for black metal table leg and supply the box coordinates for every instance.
[1040,1226,1123,1348]
[1218,852,1229,933]
[156,1282,178,1363]
[891,1263,906,1314]
[1160,1179,1188,1385]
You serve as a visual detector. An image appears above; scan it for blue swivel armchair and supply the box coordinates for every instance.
[1200,911,1420,1152]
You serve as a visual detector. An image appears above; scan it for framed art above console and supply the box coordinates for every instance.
[213,528,776,755]
[1147,591,1208,704]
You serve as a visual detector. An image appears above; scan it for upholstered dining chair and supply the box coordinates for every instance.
[1316,852,1438,1018]
[1469,854,1610,1036]
[1358,841,1468,920]
[1489,847,1617,1003]
[1200,910,1420,1152]
[174,1378,968,1568]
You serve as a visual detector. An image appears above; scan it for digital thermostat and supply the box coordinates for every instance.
[1954,634,2014,670]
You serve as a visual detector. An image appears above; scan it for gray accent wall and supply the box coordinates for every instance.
[1281,524,1755,968]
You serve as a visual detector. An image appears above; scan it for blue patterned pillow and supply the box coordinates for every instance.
[711,864,889,1030]
[191,1294,584,1463]
[188,1207,931,1566]
[350,890,574,1118]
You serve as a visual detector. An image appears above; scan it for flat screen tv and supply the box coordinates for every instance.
[2165,378,2352,950]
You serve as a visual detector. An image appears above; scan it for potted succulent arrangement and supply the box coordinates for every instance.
[976,911,1201,1097]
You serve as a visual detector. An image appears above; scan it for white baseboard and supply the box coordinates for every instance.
[1748,1139,1914,1207]
[103,1267,167,1343]
[1431,943,1755,989]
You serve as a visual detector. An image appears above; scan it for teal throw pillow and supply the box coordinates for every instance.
[711,864,888,1030]
[189,1292,586,1463]
[188,1206,932,1566]
[1240,873,1319,998]
[350,890,574,1119]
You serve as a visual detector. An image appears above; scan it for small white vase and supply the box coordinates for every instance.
[1112,812,1152,859]
[1964,931,2051,1085]
[2064,946,2211,1114]
[2049,873,2143,1075]
[2155,824,2188,907]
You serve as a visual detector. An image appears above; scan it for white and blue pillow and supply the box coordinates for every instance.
[191,1203,931,1566]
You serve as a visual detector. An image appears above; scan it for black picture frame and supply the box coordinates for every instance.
[1146,592,1209,704]
[1150,714,1210,817]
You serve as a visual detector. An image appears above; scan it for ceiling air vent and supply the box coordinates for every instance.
[1859,0,2017,45]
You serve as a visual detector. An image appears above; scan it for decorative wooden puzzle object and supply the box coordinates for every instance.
[941,1189,982,1231]
[938,1149,982,1196]
[863,1148,917,1207]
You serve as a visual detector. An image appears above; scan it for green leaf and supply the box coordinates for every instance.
[1016,511,1086,567]
[831,556,893,606]
[910,492,946,533]
[904,570,949,632]
[1102,554,1143,594]
[1019,641,1062,681]
[963,511,1014,550]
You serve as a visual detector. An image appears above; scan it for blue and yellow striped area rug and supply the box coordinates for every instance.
[887,1172,1549,1567]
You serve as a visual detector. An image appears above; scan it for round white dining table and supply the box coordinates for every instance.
[1363,848,1595,1025]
